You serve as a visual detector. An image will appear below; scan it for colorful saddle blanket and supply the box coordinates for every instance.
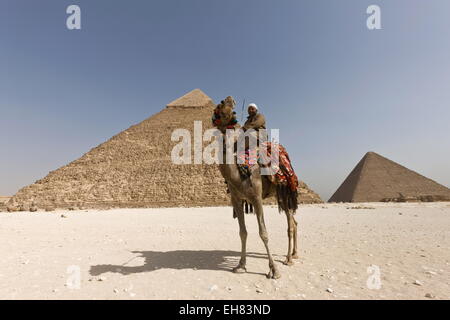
[237,142,299,192]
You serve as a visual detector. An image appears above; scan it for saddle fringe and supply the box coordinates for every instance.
[233,200,254,218]
[244,201,253,214]
[232,188,298,218]
[276,184,298,215]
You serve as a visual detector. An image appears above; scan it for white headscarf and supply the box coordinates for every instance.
[248,103,258,111]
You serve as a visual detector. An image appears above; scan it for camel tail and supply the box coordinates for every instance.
[276,184,298,215]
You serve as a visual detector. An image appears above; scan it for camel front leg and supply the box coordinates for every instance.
[254,202,281,279]
[231,197,247,273]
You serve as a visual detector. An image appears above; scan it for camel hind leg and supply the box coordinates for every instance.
[292,215,299,259]
[291,215,299,259]
[283,212,295,265]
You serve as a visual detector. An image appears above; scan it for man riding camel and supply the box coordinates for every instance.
[242,103,266,132]
[242,103,267,150]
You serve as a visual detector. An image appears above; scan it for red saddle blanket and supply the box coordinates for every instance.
[237,142,299,192]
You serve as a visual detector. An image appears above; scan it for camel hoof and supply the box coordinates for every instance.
[283,259,294,266]
[273,271,281,279]
[292,254,299,259]
[266,268,281,279]
[232,266,246,274]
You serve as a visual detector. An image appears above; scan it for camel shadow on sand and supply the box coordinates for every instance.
[89,250,271,277]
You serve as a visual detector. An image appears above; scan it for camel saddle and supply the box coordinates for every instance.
[237,142,299,192]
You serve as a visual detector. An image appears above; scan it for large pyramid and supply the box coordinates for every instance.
[329,151,450,203]
[5,89,321,211]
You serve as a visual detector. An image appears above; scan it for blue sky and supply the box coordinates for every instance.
[1,0,449,200]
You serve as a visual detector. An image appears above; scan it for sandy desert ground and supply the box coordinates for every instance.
[0,202,449,300]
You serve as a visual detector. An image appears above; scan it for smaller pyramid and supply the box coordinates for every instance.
[329,152,450,203]
[166,89,215,109]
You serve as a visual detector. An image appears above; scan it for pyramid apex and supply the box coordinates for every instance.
[363,151,384,161]
[166,89,215,109]
[365,151,378,157]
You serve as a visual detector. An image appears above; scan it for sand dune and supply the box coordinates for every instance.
[0,203,448,300]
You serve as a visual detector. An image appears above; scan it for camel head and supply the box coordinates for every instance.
[212,96,239,132]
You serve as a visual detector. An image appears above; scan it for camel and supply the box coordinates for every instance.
[212,96,299,279]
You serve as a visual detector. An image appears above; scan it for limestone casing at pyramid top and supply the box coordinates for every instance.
[166,89,216,109]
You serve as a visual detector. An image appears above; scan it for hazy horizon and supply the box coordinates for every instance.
[2,0,450,201]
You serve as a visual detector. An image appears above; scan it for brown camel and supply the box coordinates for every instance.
[212,96,299,279]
